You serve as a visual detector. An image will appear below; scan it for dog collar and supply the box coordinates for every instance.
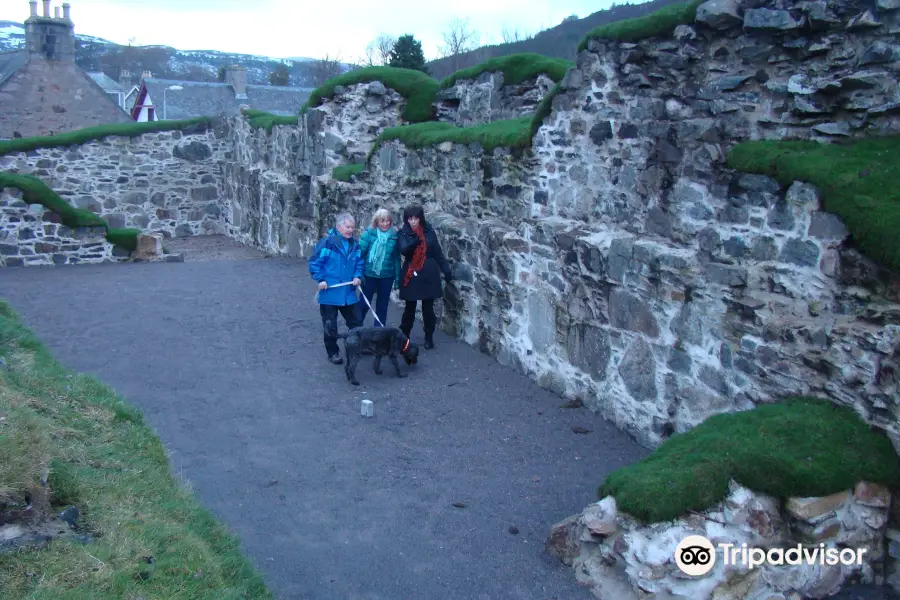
[402,339,410,353]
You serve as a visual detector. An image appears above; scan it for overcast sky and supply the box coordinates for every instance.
[1,0,639,62]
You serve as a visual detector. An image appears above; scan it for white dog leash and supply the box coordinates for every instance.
[314,280,385,327]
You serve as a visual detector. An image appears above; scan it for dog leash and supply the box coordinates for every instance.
[314,280,385,328]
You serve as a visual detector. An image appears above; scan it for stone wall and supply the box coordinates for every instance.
[0,56,133,139]
[316,0,900,453]
[0,120,232,266]
[435,73,555,126]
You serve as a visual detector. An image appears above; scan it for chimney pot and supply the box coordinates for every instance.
[42,0,50,17]
[54,6,60,18]
[62,2,70,20]
[29,1,38,17]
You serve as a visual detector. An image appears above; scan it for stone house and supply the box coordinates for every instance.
[130,66,315,121]
[86,70,139,111]
[0,1,133,139]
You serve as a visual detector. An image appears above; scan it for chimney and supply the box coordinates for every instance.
[224,65,248,99]
[119,68,131,88]
[141,70,152,81]
[25,0,76,61]
[54,6,59,18]
[62,2,70,20]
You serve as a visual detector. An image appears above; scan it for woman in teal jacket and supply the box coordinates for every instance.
[357,208,401,327]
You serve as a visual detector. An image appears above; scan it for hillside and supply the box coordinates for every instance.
[425,0,685,80]
[0,20,329,87]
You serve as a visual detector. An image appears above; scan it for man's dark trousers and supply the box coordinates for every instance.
[321,303,361,358]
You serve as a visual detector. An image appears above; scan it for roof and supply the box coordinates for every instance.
[0,50,28,88]
[135,77,315,120]
[86,71,126,94]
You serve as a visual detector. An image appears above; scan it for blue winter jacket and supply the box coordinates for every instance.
[308,228,364,306]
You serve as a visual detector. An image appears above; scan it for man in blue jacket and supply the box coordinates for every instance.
[309,212,364,364]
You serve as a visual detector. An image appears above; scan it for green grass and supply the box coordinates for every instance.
[368,117,533,161]
[300,66,440,123]
[0,172,137,252]
[0,118,211,156]
[0,300,273,599]
[332,163,365,182]
[242,109,298,134]
[599,397,900,523]
[439,53,575,89]
[578,0,704,50]
[727,136,900,272]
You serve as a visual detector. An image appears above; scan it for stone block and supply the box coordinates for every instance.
[134,233,163,261]
[786,491,851,521]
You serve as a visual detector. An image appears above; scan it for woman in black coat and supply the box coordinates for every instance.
[397,204,452,349]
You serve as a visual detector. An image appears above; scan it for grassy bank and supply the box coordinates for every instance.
[332,163,365,182]
[599,397,900,523]
[0,118,211,156]
[578,0,704,50]
[300,67,440,123]
[0,300,272,599]
[243,109,298,134]
[727,136,900,272]
[0,172,138,252]
[439,53,574,89]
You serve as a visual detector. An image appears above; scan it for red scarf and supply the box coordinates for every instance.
[404,225,427,286]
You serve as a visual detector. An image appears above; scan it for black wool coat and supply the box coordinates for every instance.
[397,223,452,301]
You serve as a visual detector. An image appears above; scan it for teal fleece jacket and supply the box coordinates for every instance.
[359,226,401,285]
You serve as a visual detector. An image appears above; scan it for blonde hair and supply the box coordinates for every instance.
[370,208,392,228]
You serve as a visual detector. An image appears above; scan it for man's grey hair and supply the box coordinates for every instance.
[335,212,355,228]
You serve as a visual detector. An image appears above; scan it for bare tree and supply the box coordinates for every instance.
[363,34,397,67]
[309,53,345,86]
[439,18,479,71]
[500,24,535,44]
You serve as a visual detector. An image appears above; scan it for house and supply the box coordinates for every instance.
[85,69,140,111]
[0,1,132,139]
[130,65,315,122]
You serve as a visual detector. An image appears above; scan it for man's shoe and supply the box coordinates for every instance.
[424,334,434,349]
[329,355,343,364]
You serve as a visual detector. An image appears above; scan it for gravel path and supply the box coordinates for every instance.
[0,241,649,600]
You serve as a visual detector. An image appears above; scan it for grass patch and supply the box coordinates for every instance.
[301,66,440,123]
[370,117,533,159]
[727,136,900,272]
[578,0,704,50]
[0,118,211,156]
[0,172,137,253]
[599,397,900,523]
[439,53,575,89]
[0,299,273,599]
[242,109,298,134]
[332,163,365,182]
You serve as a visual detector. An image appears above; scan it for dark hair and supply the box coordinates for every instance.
[402,204,427,228]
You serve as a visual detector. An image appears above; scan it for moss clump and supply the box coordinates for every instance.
[578,0,704,50]
[301,66,440,123]
[243,109,298,133]
[0,117,211,156]
[599,397,900,523]
[332,163,365,182]
[439,53,575,90]
[0,172,137,252]
[0,300,273,599]
[727,136,900,272]
[371,117,533,158]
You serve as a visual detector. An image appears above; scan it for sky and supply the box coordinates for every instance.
[0,0,637,62]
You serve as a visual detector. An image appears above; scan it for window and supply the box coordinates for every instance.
[147,107,156,121]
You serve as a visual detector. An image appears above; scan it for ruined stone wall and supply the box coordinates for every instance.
[327,0,900,451]
[0,120,231,265]
[0,57,133,139]
[435,73,555,126]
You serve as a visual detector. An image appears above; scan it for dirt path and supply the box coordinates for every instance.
[0,243,649,600]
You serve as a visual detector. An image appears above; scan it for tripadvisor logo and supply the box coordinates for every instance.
[674,535,868,577]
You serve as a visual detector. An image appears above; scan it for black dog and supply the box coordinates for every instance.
[334,325,419,385]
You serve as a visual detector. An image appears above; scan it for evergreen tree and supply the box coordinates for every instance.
[388,34,428,73]
[268,62,290,86]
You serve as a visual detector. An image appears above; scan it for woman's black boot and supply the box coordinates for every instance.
[424,331,434,349]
